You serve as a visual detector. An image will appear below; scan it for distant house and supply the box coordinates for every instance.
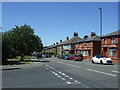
[61,32,82,54]
[101,30,120,63]
[74,32,101,60]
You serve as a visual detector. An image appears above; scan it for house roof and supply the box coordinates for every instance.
[102,30,120,38]
[74,38,87,43]
[74,36,101,44]
[61,36,82,45]
[85,36,101,42]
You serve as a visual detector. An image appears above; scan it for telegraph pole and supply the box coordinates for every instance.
[99,8,102,37]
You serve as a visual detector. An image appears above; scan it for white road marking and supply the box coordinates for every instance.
[61,78,66,80]
[112,70,120,73]
[74,80,78,83]
[65,75,69,77]
[62,73,65,75]
[45,64,81,85]
[54,73,58,76]
[66,81,72,84]
[86,68,116,77]
[57,75,61,78]
[58,71,62,74]
[69,78,73,80]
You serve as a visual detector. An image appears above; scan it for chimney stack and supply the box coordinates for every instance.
[66,37,69,40]
[90,32,96,37]
[60,40,62,43]
[74,32,78,37]
[56,42,58,44]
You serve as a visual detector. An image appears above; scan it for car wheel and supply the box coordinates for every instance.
[100,60,103,64]
[91,60,94,63]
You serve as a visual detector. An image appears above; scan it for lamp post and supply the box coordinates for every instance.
[99,8,103,55]
[99,8,102,37]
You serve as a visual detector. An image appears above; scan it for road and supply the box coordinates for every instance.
[2,58,119,88]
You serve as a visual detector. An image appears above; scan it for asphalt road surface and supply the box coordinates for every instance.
[2,58,120,88]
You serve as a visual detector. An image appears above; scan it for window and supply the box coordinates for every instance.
[111,37,116,44]
[76,50,81,54]
[83,50,88,56]
[109,48,116,57]
[104,38,107,44]
[84,43,87,47]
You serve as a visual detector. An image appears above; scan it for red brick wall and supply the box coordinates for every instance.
[101,36,120,63]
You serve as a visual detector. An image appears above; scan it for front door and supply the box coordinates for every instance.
[103,47,107,56]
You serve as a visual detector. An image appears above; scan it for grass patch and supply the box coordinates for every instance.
[6,55,32,65]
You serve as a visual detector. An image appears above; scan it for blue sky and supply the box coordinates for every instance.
[2,2,118,46]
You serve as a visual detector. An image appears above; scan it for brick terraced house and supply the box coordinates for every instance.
[74,34,101,60]
[101,30,120,63]
[61,32,82,54]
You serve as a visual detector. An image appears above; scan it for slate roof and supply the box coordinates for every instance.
[62,36,82,45]
[85,36,101,42]
[74,38,87,44]
[102,30,120,37]
[73,36,101,44]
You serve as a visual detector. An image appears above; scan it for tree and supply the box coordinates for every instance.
[2,24,43,62]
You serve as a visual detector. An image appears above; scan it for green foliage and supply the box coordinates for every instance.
[2,24,43,64]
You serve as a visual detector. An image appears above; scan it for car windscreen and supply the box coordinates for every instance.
[75,55,80,57]
[96,55,108,58]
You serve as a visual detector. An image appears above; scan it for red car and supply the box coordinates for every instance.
[70,55,83,61]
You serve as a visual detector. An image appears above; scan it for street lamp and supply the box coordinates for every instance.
[99,8,102,37]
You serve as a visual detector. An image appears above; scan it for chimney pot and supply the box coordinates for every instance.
[74,32,78,37]
[90,32,96,37]
[56,42,58,44]
[60,40,62,43]
[66,37,69,40]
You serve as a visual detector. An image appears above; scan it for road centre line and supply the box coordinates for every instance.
[112,70,120,73]
[86,68,116,77]
[45,65,81,85]
[56,61,117,77]
[56,61,81,68]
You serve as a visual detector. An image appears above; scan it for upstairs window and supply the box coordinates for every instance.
[84,43,87,47]
[104,38,107,44]
[109,48,116,57]
[111,37,116,44]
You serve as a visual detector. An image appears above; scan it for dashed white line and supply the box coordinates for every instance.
[112,70,120,73]
[62,73,66,75]
[54,73,58,76]
[57,75,61,78]
[61,78,66,80]
[86,68,116,77]
[45,64,81,85]
[58,71,62,74]
[66,81,72,84]
[65,75,69,77]
[69,78,73,80]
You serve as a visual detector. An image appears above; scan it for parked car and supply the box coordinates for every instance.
[42,54,51,58]
[70,55,83,61]
[36,53,42,59]
[91,55,112,64]
[58,55,65,59]
[63,55,70,60]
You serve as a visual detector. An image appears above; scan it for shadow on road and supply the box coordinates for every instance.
[2,68,21,71]
[30,60,50,63]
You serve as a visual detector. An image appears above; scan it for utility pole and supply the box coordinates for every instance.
[99,8,102,37]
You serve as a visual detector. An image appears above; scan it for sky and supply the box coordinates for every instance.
[2,2,118,46]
